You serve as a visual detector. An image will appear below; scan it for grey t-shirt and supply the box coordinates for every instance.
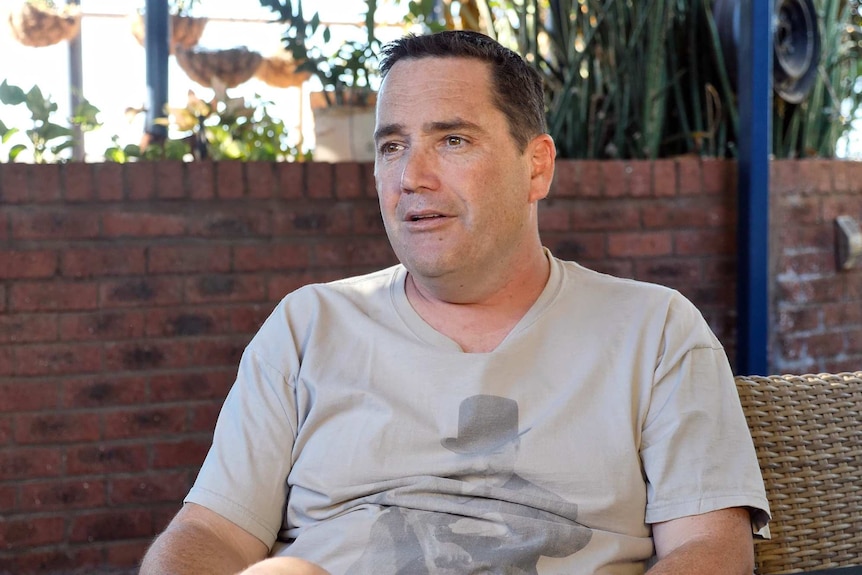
[186,253,770,574]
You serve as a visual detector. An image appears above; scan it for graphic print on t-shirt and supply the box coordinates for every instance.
[345,395,592,574]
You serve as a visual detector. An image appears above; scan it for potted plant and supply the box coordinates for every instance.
[129,0,208,53]
[7,0,81,48]
[259,0,380,161]
[175,45,263,89]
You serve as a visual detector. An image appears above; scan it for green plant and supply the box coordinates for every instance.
[105,90,308,162]
[258,0,380,106]
[0,79,100,163]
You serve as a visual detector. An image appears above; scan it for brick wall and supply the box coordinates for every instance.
[0,158,859,573]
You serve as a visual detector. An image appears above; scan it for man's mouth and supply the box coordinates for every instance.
[410,214,444,221]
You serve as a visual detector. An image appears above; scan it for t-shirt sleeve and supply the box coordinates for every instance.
[184,346,298,549]
[640,294,770,532]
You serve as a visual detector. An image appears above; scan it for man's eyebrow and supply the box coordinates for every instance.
[374,119,486,143]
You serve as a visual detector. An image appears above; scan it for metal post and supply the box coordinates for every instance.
[736,0,773,375]
[68,0,84,161]
[144,0,169,141]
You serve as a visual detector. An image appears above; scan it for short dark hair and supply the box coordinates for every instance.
[379,31,546,151]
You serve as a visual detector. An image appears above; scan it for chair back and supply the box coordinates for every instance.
[734,372,862,574]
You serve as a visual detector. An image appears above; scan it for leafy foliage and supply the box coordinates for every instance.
[0,79,100,163]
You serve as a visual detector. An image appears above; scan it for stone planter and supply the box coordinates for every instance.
[129,11,207,53]
[175,46,263,89]
[254,52,311,89]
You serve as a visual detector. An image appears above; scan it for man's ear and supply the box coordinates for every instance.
[528,134,556,203]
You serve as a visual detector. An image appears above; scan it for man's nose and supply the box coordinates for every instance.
[400,147,439,193]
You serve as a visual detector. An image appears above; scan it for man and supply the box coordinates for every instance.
[141,31,770,575]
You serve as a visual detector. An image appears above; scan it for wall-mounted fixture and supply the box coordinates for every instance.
[835,215,862,270]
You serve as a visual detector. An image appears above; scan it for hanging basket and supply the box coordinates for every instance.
[175,46,263,89]
[7,2,82,48]
[129,11,207,53]
[254,52,312,88]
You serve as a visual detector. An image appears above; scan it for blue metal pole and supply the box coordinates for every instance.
[736,0,773,375]
[144,0,169,140]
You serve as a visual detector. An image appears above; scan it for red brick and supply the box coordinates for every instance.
[190,401,222,432]
[94,162,123,201]
[268,271,325,299]
[0,548,102,573]
[0,415,11,444]
[823,302,862,327]
[103,406,187,440]
[150,370,234,402]
[14,343,102,376]
[352,204,385,235]
[67,444,148,475]
[702,159,733,195]
[70,509,153,543]
[101,210,188,237]
[674,229,735,256]
[677,157,702,195]
[550,160,578,198]
[275,161,305,199]
[822,195,862,221]
[187,161,215,199]
[1,164,63,203]
[0,516,65,549]
[0,346,13,377]
[577,161,602,197]
[19,479,106,511]
[0,447,62,480]
[537,204,570,232]
[778,194,822,226]
[780,251,836,277]
[10,281,99,311]
[634,260,702,284]
[103,341,189,372]
[545,233,605,261]
[361,161,377,198]
[11,209,100,240]
[63,162,95,202]
[0,249,58,279]
[832,161,850,193]
[777,225,832,252]
[0,484,15,510]
[608,232,672,257]
[601,161,627,197]
[246,161,276,199]
[652,159,677,197]
[809,159,834,194]
[215,161,245,199]
[232,243,311,272]
[187,337,247,367]
[62,375,148,408]
[15,412,101,444]
[777,306,822,333]
[152,438,211,469]
[0,381,59,412]
[771,159,803,194]
[144,307,226,337]
[148,245,231,274]
[571,203,640,231]
[306,162,334,199]
[106,540,158,568]
[126,162,156,200]
[0,313,58,344]
[61,246,147,278]
[59,310,146,341]
[334,162,363,199]
[582,259,634,279]
[185,274,267,303]
[273,205,352,235]
[100,277,184,308]
[228,303,270,332]
[778,276,845,304]
[188,208,272,238]
[642,199,729,229]
[628,162,652,197]
[155,160,186,199]
[110,471,189,504]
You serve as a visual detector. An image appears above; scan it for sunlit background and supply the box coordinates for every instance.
[1,0,410,162]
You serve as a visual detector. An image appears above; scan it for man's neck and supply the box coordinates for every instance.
[405,249,551,353]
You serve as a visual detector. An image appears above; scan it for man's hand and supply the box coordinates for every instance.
[648,507,754,574]
[140,503,268,575]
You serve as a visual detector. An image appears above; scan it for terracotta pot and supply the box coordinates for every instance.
[175,46,263,89]
[254,52,312,88]
[129,11,207,53]
[7,2,81,48]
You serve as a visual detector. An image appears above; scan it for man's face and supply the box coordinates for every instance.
[373,57,543,287]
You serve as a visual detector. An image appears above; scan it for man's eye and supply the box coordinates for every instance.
[379,142,402,154]
[446,136,464,146]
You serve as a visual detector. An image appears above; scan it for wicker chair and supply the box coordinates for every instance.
[734,372,862,574]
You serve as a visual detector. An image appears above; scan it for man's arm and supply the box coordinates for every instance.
[647,507,754,574]
[140,502,269,575]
